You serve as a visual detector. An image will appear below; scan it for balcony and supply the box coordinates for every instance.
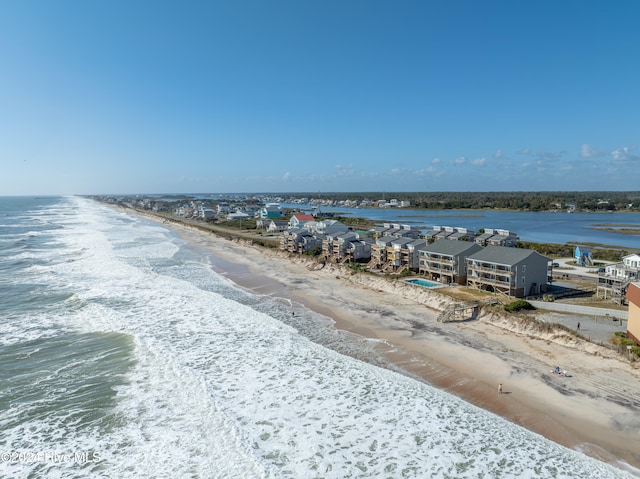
[468,264,513,276]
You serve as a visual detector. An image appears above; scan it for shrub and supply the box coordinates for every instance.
[304,246,322,257]
[504,300,535,312]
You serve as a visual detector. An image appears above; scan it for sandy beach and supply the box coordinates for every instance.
[142,213,640,475]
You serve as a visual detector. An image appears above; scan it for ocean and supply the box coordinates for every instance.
[0,195,636,479]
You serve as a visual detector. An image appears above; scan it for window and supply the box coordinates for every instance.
[522,276,526,284]
[522,265,526,273]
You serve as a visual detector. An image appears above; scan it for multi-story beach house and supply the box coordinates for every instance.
[381,237,415,272]
[322,232,371,263]
[474,229,519,247]
[368,236,398,270]
[397,238,428,272]
[371,223,421,240]
[626,282,640,345]
[466,246,551,298]
[280,229,322,254]
[424,226,475,243]
[322,231,357,261]
[418,239,484,285]
[596,253,640,304]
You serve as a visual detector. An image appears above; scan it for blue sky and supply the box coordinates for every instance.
[1,1,639,195]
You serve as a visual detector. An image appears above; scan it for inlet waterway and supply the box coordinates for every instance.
[295,206,640,249]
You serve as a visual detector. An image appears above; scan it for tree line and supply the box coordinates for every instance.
[307,191,640,212]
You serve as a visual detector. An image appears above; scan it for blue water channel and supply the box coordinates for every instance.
[294,205,640,249]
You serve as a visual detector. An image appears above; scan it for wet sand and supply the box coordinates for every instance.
[138,212,640,475]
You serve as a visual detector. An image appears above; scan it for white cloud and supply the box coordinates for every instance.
[611,146,639,162]
[453,156,466,165]
[471,157,486,166]
[431,157,441,165]
[493,149,504,159]
[581,144,606,158]
[282,171,291,181]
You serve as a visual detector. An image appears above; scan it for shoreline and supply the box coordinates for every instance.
[137,210,640,475]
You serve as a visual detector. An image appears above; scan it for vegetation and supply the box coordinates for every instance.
[611,332,640,358]
[301,191,640,212]
[216,220,257,231]
[304,245,322,257]
[330,215,377,228]
[504,300,536,312]
[517,241,629,262]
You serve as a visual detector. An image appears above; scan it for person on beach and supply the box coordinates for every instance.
[577,322,580,331]
[498,383,503,394]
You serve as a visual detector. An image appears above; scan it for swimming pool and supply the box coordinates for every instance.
[405,278,444,288]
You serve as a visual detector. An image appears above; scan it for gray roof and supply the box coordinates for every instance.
[376,235,398,246]
[467,245,550,266]
[336,232,358,242]
[475,232,494,240]
[390,237,414,247]
[407,239,427,248]
[421,239,483,256]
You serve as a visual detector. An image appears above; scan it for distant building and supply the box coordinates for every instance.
[259,205,283,219]
[574,245,593,266]
[227,212,250,221]
[200,208,216,220]
[288,213,315,229]
[597,253,640,304]
[267,220,288,233]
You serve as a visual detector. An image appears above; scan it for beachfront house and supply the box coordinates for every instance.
[626,282,640,345]
[322,232,371,263]
[280,229,322,254]
[596,253,640,304]
[399,239,428,272]
[382,237,414,272]
[466,246,550,298]
[418,239,484,285]
[322,231,358,260]
[368,236,397,270]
